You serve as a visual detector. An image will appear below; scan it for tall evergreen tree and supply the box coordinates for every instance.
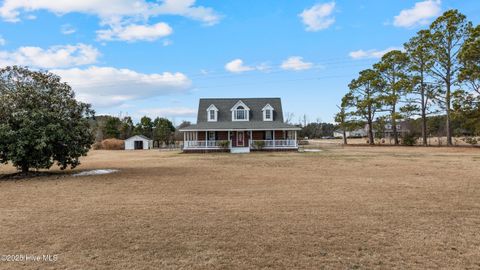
[374,50,409,145]
[428,9,472,146]
[346,69,384,145]
[403,30,437,146]
[459,25,480,95]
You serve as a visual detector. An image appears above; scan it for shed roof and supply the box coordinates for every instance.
[125,135,152,141]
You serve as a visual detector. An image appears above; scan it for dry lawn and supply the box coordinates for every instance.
[1,146,480,269]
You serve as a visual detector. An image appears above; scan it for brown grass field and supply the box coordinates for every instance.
[1,146,480,269]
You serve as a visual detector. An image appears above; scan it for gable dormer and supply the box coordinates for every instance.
[206,104,218,122]
[262,104,274,121]
[230,100,250,121]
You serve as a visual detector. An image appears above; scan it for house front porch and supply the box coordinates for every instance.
[182,130,298,152]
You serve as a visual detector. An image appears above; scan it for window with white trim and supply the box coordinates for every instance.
[207,104,218,122]
[234,106,248,121]
[209,110,215,121]
[265,131,273,140]
[265,109,272,120]
[231,100,250,121]
[262,104,274,121]
[208,131,215,141]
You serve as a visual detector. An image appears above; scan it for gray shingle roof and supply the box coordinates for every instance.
[180,98,300,131]
[180,121,300,131]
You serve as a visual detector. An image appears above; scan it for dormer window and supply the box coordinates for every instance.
[206,104,218,122]
[209,110,215,120]
[235,106,247,120]
[231,100,250,121]
[265,110,271,120]
[262,104,274,121]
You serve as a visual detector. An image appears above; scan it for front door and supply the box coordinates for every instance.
[237,131,244,147]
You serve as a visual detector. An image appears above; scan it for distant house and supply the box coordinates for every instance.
[179,98,301,153]
[335,121,411,139]
[383,122,411,138]
[333,128,368,138]
[125,135,153,150]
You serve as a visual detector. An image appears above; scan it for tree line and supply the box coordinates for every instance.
[91,115,191,147]
[336,10,480,146]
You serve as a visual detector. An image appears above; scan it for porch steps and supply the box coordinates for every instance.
[230,147,250,154]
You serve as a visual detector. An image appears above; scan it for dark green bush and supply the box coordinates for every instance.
[402,133,418,146]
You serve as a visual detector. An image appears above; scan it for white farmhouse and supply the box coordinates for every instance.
[125,135,153,150]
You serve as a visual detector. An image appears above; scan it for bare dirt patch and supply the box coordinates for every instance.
[1,148,479,269]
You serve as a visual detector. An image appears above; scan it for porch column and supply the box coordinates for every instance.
[228,130,231,148]
[250,130,252,148]
[273,130,275,149]
[205,131,208,148]
[294,130,297,147]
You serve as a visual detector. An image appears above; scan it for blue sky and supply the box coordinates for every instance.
[0,0,479,124]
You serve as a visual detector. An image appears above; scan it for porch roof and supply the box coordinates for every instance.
[179,121,301,131]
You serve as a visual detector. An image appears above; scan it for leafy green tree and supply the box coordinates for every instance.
[103,116,121,139]
[346,69,385,145]
[374,50,409,145]
[403,29,438,146]
[120,116,134,139]
[135,116,154,138]
[0,66,94,173]
[459,25,480,95]
[428,9,472,146]
[153,117,175,146]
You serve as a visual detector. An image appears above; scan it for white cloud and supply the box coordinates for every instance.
[0,43,100,68]
[154,0,221,26]
[225,59,255,73]
[0,0,220,25]
[52,66,191,108]
[224,59,273,73]
[61,24,76,35]
[0,0,220,44]
[393,0,442,28]
[0,36,5,46]
[281,56,313,71]
[349,47,402,60]
[97,22,173,42]
[299,2,336,31]
[138,107,197,118]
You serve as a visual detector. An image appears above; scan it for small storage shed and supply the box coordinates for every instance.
[125,135,153,150]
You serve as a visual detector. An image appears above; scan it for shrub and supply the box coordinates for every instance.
[218,140,230,149]
[253,141,265,149]
[464,137,478,145]
[402,133,418,146]
[100,139,125,150]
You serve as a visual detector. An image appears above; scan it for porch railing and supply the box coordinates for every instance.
[250,140,298,148]
[184,140,231,149]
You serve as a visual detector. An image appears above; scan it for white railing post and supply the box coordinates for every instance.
[272,130,275,149]
[294,130,297,147]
